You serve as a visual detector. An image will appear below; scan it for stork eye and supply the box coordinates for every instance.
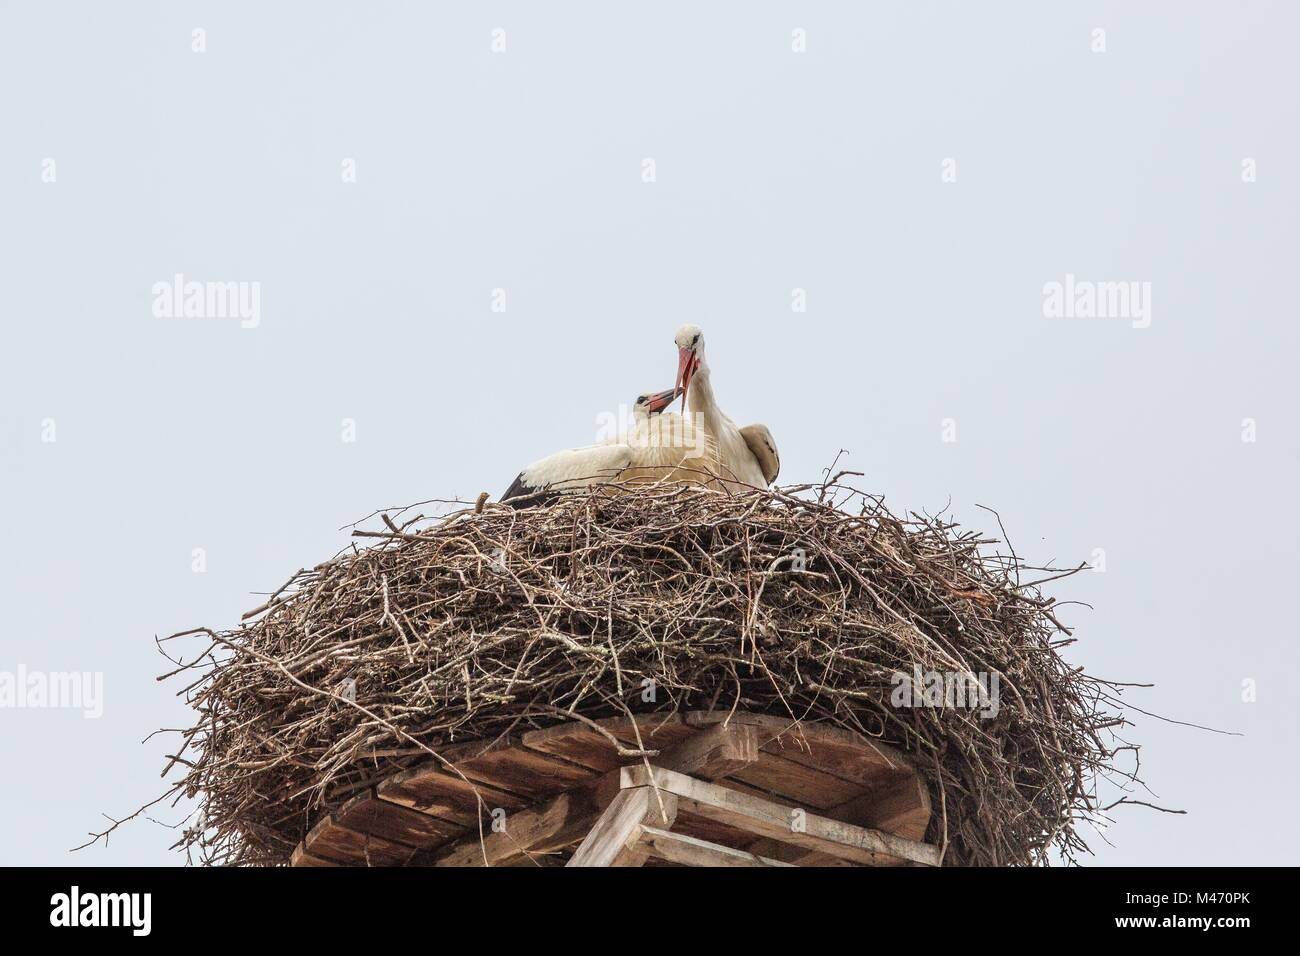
[692,334,700,346]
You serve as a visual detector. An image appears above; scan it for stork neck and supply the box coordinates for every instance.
[687,361,722,425]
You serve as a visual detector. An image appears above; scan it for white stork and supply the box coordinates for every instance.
[672,324,780,489]
[500,386,715,503]
[500,325,778,503]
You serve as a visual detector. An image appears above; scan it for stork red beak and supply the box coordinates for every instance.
[675,347,698,413]
[643,386,680,415]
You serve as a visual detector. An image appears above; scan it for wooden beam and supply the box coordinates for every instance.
[727,751,865,810]
[289,845,340,867]
[521,713,694,772]
[567,787,677,867]
[638,826,793,868]
[377,765,527,827]
[293,711,936,868]
[433,790,599,867]
[590,720,759,805]
[747,773,933,865]
[658,720,759,780]
[686,711,912,773]
[620,765,940,867]
[743,838,857,867]
[303,813,420,866]
[433,721,759,867]
[829,772,933,842]
[334,790,464,849]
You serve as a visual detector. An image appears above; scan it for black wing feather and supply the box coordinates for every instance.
[501,472,560,508]
[501,472,533,501]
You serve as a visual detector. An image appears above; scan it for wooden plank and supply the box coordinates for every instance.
[377,765,528,827]
[376,734,597,818]
[567,787,677,867]
[291,713,928,868]
[670,810,766,850]
[435,721,760,866]
[687,711,913,776]
[334,790,465,850]
[745,771,932,864]
[654,721,758,780]
[620,765,940,867]
[589,721,760,806]
[729,752,865,810]
[452,736,598,799]
[521,714,695,772]
[289,845,340,867]
[743,837,857,867]
[638,825,793,868]
[759,734,931,829]
[433,790,600,867]
[828,771,932,842]
[687,711,931,836]
[498,852,566,867]
[303,814,419,867]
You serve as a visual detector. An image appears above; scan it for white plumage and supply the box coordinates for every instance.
[501,327,779,503]
[501,387,716,502]
[671,324,779,491]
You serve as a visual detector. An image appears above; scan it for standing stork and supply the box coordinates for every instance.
[672,324,780,489]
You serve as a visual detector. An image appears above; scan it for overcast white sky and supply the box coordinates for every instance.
[1,1,1297,865]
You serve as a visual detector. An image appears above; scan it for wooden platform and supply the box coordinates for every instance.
[289,711,938,867]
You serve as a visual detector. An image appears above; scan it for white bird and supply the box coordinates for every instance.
[501,326,778,503]
[671,324,780,490]
[501,386,717,503]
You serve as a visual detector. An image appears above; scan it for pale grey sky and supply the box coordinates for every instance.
[1,1,1296,865]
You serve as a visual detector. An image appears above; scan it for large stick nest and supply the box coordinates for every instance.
[157,479,1134,866]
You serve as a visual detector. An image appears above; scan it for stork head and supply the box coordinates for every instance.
[633,386,680,419]
[673,324,705,412]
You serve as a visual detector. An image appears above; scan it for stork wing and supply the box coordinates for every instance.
[738,424,780,485]
[501,444,636,503]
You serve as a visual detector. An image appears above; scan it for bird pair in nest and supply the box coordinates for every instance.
[502,325,779,504]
